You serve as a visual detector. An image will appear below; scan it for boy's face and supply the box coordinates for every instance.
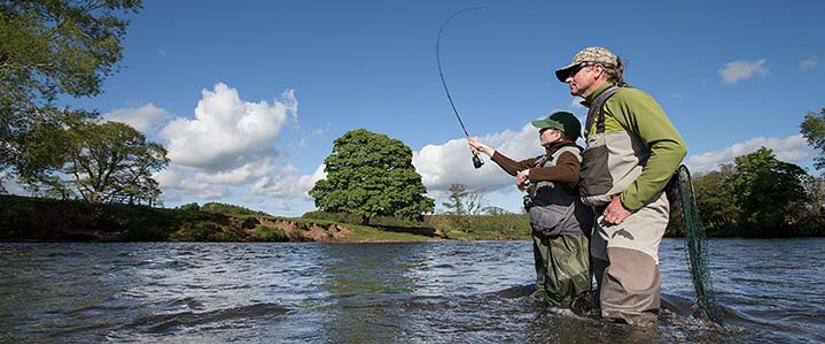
[539,128,564,146]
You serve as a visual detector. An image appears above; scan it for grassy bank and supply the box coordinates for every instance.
[9,194,813,243]
[302,211,532,240]
[0,195,444,242]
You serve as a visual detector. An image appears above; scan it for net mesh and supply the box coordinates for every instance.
[669,165,723,324]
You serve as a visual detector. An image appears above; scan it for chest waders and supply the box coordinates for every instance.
[582,85,720,326]
[525,146,593,311]
[525,145,591,237]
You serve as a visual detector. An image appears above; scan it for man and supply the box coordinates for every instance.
[554,47,687,328]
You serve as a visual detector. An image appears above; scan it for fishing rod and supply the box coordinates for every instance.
[436,6,485,169]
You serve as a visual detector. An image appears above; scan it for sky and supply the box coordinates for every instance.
[30,0,825,216]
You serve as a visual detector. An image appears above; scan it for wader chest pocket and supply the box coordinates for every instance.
[581,144,612,196]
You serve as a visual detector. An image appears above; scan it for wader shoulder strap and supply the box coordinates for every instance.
[534,144,582,168]
[584,85,622,138]
[551,144,583,163]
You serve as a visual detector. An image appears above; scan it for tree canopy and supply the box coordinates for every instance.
[801,108,825,171]
[691,147,820,236]
[1,0,142,188]
[24,120,168,205]
[309,129,434,224]
[731,147,808,233]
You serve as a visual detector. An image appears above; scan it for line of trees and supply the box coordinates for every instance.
[689,109,825,237]
[691,147,822,237]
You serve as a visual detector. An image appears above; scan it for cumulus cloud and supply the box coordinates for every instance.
[104,103,170,133]
[160,83,297,170]
[154,165,232,201]
[151,82,319,210]
[718,59,769,85]
[413,123,544,196]
[193,159,277,186]
[685,134,815,173]
[252,164,326,199]
[800,56,820,70]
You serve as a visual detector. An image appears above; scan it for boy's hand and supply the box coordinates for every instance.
[467,137,493,156]
[516,170,529,191]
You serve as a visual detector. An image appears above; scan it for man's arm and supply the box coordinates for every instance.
[607,88,687,211]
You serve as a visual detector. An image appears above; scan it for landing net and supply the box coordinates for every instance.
[669,165,723,324]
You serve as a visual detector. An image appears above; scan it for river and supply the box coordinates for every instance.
[1,239,823,343]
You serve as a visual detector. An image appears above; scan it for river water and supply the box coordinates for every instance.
[1,239,823,343]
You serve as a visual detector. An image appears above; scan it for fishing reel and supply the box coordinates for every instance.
[472,153,484,169]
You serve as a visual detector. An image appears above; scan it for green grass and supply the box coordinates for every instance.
[338,223,435,242]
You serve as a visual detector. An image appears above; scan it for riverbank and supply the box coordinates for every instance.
[3,195,821,242]
[0,195,520,243]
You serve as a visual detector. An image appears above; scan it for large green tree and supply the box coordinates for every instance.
[731,147,808,234]
[1,0,142,187]
[309,129,434,225]
[801,107,825,171]
[24,121,168,205]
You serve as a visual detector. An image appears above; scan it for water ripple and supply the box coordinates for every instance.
[0,239,823,343]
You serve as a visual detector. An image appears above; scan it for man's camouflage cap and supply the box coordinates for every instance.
[531,111,581,140]
[555,46,619,82]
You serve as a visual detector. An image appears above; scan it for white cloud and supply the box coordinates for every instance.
[160,83,297,170]
[685,134,815,173]
[800,56,820,70]
[718,59,769,85]
[252,164,326,199]
[193,159,277,185]
[413,123,544,195]
[154,166,232,201]
[104,103,170,133]
[152,82,318,211]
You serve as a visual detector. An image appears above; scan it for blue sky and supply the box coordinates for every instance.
[42,0,825,215]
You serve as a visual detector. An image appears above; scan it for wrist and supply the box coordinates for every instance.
[617,194,632,211]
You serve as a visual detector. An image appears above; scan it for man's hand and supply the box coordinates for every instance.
[603,194,632,225]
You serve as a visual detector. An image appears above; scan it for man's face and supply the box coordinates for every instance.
[565,64,600,98]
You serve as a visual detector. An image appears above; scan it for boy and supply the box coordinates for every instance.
[468,111,593,309]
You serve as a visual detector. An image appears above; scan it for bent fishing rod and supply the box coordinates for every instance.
[436,6,485,169]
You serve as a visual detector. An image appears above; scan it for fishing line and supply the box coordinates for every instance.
[436,6,485,168]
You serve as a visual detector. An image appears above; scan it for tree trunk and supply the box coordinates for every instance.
[361,215,370,225]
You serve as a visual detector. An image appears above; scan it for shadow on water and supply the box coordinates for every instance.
[371,224,440,237]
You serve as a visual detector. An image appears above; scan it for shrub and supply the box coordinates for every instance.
[201,202,268,217]
[256,225,287,242]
